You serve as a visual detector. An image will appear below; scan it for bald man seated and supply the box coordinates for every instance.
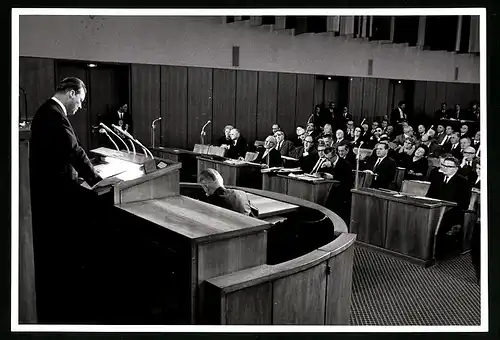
[256,135,283,167]
[198,168,257,217]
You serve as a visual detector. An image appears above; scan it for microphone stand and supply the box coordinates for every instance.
[100,123,130,153]
[151,117,162,148]
[100,129,120,151]
[200,120,211,145]
[355,141,364,189]
[113,124,154,158]
[19,87,28,125]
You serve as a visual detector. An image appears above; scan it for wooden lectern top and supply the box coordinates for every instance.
[117,195,270,243]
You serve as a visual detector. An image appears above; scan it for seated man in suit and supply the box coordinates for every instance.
[345,120,355,140]
[337,141,356,167]
[293,135,318,173]
[471,130,480,151]
[271,123,281,135]
[256,135,283,167]
[426,157,472,259]
[225,128,248,159]
[390,101,408,133]
[434,102,449,124]
[216,125,234,146]
[457,146,479,185]
[319,146,354,224]
[459,124,471,139]
[433,124,446,145]
[292,126,306,147]
[443,133,462,159]
[366,142,397,189]
[274,130,295,157]
[199,168,256,217]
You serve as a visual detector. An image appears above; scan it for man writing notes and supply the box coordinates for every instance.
[29,77,102,323]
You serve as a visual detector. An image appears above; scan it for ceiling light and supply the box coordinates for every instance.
[87,63,97,68]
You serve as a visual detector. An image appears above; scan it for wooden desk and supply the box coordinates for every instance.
[197,156,263,189]
[151,147,200,182]
[350,188,456,266]
[246,192,299,218]
[262,173,338,205]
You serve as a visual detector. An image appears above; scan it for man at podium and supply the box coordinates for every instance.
[29,77,102,322]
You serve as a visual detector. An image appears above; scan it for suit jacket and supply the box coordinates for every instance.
[276,139,295,157]
[298,149,319,173]
[435,132,446,145]
[205,187,256,217]
[444,143,462,159]
[216,135,232,147]
[106,109,132,132]
[30,99,101,194]
[426,169,472,213]
[256,148,283,167]
[391,107,407,125]
[341,151,356,168]
[405,157,429,180]
[369,156,397,189]
[457,159,479,185]
[226,136,248,159]
[322,157,353,193]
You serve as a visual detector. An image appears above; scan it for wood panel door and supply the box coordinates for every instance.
[212,69,236,142]
[55,61,90,151]
[131,64,161,146]
[161,65,188,149]
[277,73,297,138]
[187,67,213,147]
[256,71,278,141]
[88,64,129,150]
[235,70,258,144]
[19,57,55,121]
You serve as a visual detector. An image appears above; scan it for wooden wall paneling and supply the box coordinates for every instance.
[434,82,448,114]
[19,57,55,120]
[347,77,364,124]
[445,82,461,109]
[323,78,340,107]
[294,74,315,132]
[276,73,298,138]
[374,78,390,119]
[131,64,161,146]
[361,78,377,121]
[89,66,122,149]
[212,69,236,144]
[472,84,480,104]
[412,81,427,118]
[161,65,188,149]
[56,62,90,151]
[256,71,278,141]
[187,67,213,148]
[235,70,259,144]
[225,283,273,324]
[314,77,325,108]
[392,82,406,110]
[423,81,438,116]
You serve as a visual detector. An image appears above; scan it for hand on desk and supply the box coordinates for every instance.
[364,170,375,175]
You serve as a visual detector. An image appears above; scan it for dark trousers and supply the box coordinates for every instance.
[435,209,464,260]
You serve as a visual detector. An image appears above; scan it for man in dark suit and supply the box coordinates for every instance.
[106,103,132,132]
[29,77,103,323]
[337,141,356,167]
[471,130,480,151]
[457,146,479,185]
[199,168,257,217]
[366,142,397,189]
[225,128,248,159]
[216,125,234,146]
[443,133,462,159]
[426,157,472,259]
[293,135,319,173]
[256,135,283,167]
[391,101,408,133]
[274,130,295,157]
[320,146,354,224]
[434,102,449,124]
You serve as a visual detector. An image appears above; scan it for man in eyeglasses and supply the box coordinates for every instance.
[426,156,472,260]
[457,146,479,185]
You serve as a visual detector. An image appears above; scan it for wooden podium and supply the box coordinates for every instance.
[350,188,456,266]
[262,172,338,205]
[197,156,263,189]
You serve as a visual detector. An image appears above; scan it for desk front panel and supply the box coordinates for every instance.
[286,179,333,205]
[262,173,288,195]
[384,201,442,261]
[350,191,388,247]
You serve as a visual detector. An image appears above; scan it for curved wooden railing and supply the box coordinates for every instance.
[180,183,356,325]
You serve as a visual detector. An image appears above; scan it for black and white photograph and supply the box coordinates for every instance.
[12,8,487,332]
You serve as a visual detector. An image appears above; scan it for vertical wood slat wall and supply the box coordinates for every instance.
[20,57,480,152]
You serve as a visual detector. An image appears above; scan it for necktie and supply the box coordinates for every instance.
[443,176,448,183]
[374,158,381,170]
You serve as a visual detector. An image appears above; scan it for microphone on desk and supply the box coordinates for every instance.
[99,123,130,153]
[98,128,120,152]
[112,124,154,158]
[200,120,211,145]
[355,141,364,189]
[113,127,136,155]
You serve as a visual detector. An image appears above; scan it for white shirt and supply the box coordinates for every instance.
[374,155,386,169]
[51,96,67,116]
[118,110,124,119]
[398,107,404,119]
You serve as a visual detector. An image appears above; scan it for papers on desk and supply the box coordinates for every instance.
[281,155,299,161]
[261,167,283,173]
[411,195,441,201]
[278,167,302,173]
[288,173,324,182]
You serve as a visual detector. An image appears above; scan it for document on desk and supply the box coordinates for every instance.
[94,163,127,179]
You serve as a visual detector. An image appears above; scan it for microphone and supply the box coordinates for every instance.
[360,118,366,126]
[151,117,162,148]
[151,117,162,128]
[112,124,154,158]
[200,120,211,145]
[99,128,119,151]
[355,141,364,189]
[306,113,314,125]
[99,123,130,153]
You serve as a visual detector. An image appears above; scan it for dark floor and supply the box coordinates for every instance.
[349,245,481,326]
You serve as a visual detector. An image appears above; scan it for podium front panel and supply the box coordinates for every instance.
[262,173,287,194]
[350,190,389,247]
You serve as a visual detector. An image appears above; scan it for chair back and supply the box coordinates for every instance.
[394,167,406,190]
[245,152,259,162]
[208,145,226,157]
[193,144,209,154]
[353,170,374,188]
[400,180,431,196]
[353,148,373,161]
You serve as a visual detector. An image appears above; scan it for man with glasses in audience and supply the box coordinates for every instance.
[293,126,306,147]
[274,130,295,157]
[426,157,471,260]
[458,146,479,185]
[294,135,318,173]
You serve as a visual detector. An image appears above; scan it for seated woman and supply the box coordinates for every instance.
[394,137,416,166]
[255,135,283,167]
[404,145,429,181]
[351,126,364,148]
